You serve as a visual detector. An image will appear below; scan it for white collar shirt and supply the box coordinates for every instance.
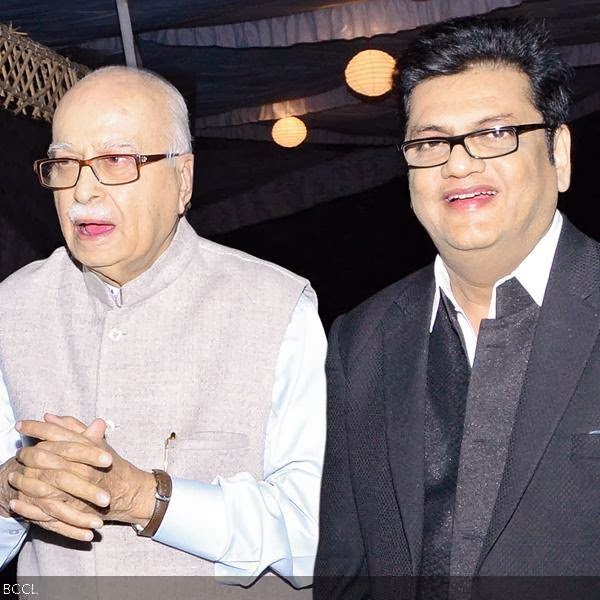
[430,210,563,366]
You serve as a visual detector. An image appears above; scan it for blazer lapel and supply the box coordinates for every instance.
[478,220,600,570]
[383,267,434,573]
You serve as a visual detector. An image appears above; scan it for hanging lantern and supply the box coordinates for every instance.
[344,49,396,97]
[271,116,307,148]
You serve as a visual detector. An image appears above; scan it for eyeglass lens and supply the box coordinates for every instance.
[40,155,139,188]
[403,128,518,167]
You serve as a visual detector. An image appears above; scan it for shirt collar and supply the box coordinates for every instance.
[430,210,563,332]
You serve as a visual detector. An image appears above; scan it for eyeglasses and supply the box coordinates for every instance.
[399,123,550,168]
[33,153,181,190]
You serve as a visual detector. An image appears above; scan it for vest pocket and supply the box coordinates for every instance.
[167,431,249,451]
[164,431,251,481]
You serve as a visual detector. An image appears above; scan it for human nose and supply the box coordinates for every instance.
[72,162,103,204]
[440,141,485,179]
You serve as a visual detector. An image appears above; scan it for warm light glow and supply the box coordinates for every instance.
[344,49,396,97]
[271,116,308,148]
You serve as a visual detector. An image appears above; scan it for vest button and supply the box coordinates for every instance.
[108,328,124,341]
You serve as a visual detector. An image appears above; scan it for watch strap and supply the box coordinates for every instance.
[133,469,172,538]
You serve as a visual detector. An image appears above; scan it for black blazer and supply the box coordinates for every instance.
[315,219,600,599]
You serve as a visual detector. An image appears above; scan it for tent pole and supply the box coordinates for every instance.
[115,0,140,68]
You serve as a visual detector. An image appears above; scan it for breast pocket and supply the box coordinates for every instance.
[164,431,251,481]
[571,433,600,460]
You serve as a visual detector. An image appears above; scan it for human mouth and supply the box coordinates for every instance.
[68,204,116,239]
[442,186,497,209]
[75,221,116,239]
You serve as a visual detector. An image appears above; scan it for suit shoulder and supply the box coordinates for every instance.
[334,264,433,349]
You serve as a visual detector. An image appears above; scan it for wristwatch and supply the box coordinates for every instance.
[131,469,172,538]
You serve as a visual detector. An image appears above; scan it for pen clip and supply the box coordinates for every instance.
[163,432,176,471]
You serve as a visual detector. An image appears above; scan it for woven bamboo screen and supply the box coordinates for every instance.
[0,22,88,122]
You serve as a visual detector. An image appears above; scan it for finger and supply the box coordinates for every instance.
[20,442,112,469]
[40,500,103,530]
[43,414,87,434]
[16,420,86,444]
[10,495,102,531]
[15,505,96,543]
[84,419,107,442]
[17,446,68,470]
[43,415,107,443]
[9,498,53,522]
[9,471,63,501]
[38,519,95,542]
[51,471,111,507]
[11,470,110,508]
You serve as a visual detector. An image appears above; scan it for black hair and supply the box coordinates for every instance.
[394,16,573,156]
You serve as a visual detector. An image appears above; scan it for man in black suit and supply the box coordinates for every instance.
[315,15,600,599]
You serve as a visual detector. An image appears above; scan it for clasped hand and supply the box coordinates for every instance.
[7,414,154,541]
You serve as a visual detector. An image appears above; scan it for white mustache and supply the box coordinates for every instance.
[67,203,113,224]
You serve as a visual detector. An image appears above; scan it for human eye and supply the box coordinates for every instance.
[471,128,517,152]
[100,154,132,166]
[51,158,77,171]
[481,128,512,140]
[411,139,445,153]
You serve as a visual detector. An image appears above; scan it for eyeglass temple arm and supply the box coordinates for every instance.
[140,153,182,165]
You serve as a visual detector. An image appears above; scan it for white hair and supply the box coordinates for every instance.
[73,66,193,154]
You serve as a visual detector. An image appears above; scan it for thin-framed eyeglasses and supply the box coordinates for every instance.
[33,153,182,190]
[399,123,551,168]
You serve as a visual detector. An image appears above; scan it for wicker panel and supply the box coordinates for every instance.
[0,22,88,122]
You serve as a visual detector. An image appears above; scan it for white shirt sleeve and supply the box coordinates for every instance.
[0,366,29,572]
[153,289,327,588]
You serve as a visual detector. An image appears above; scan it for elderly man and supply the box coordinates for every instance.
[0,66,325,591]
[316,15,598,600]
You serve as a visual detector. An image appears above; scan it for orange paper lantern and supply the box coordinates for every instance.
[345,49,396,97]
[271,116,308,148]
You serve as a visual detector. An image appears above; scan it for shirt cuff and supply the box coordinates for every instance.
[152,476,228,562]
[0,515,28,571]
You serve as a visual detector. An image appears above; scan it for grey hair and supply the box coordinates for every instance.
[74,66,193,154]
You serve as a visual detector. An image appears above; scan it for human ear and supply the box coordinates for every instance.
[553,124,571,193]
[176,154,194,215]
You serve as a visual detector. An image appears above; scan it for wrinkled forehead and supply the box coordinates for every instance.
[52,75,169,153]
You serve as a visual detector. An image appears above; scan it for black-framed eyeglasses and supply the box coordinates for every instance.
[399,123,550,168]
[33,153,182,190]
